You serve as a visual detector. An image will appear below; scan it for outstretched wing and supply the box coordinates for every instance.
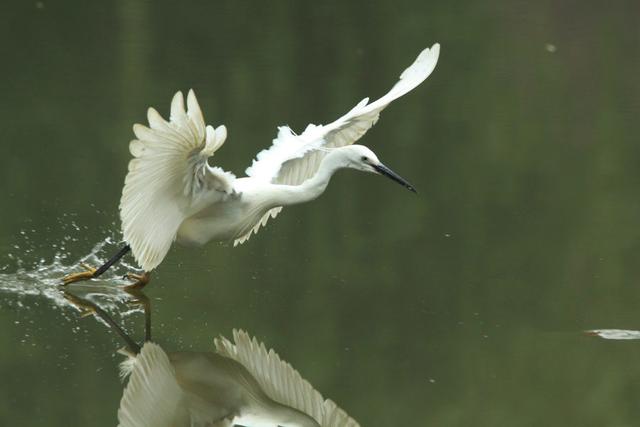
[238,43,440,245]
[214,330,361,427]
[117,343,187,427]
[119,90,235,271]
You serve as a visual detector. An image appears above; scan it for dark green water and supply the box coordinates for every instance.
[1,1,640,425]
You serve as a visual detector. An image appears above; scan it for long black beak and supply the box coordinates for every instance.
[373,163,417,193]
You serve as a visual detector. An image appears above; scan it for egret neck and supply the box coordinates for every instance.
[269,148,347,207]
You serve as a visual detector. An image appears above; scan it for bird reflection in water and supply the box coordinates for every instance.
[63,288,359,427]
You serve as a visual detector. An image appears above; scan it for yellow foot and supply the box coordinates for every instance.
[62,263,97,285]
[124,272,151,290]
[62,290,97,318]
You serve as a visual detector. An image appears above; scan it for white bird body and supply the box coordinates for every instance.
[175,148,365,247]
[120,44,440,271]
[117,330,359,427]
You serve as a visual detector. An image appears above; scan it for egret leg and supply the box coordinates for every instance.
[63,289,141,354]
[124,287,152,342]
[62,244,131,285]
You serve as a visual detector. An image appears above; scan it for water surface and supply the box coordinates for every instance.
[1,1,640,425]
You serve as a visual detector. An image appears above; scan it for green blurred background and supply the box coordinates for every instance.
[1,0,640,425]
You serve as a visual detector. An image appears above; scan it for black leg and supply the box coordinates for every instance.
[93,244,131,278]
[62,243,131,285]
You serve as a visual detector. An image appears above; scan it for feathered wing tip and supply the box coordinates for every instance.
[129,90,227,161]
[370,42,440,109]
[205,123,228,155]
[400,43,440,80]
[185,89,228,156]
[214,330,361,427]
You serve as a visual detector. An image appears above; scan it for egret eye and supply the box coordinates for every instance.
[361,156,368,162]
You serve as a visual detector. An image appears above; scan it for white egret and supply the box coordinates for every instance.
[64,290,360,427]
[63,43,440,286]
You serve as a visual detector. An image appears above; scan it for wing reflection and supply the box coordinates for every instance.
[63,288,359,427]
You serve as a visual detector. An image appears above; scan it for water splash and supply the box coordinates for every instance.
[0,234,143,317]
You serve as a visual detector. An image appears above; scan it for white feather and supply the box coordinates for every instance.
[238,43,440,245]
[215,330,361,427]
[119,90,235,271]
[117,343,187,427]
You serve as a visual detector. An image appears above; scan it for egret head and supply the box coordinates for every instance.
[341,145,417,193]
